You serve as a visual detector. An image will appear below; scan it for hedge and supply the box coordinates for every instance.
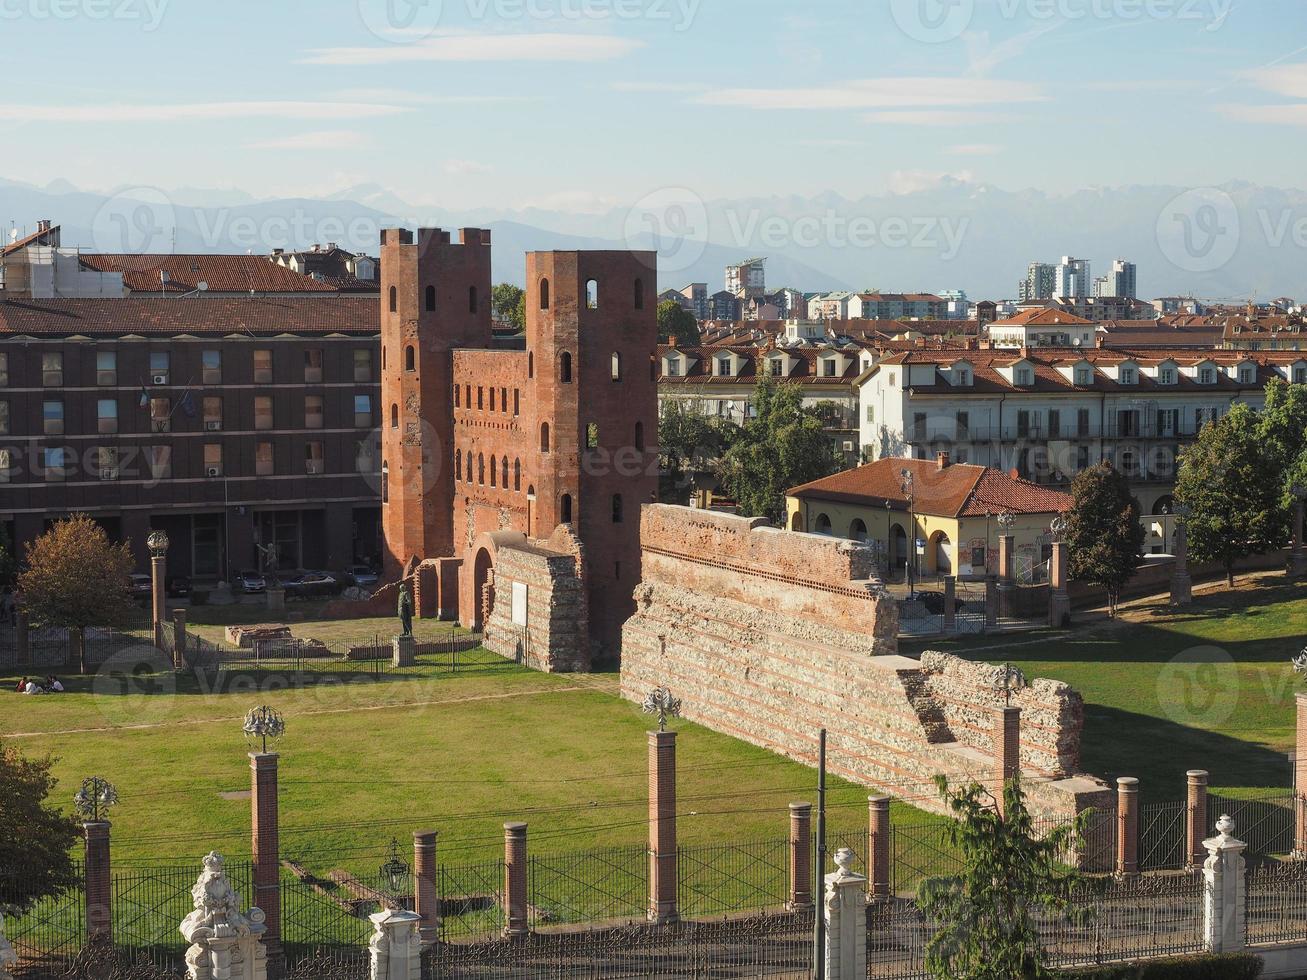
[1063,952,1263,979]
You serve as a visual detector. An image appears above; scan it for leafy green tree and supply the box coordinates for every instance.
[1258,378,1307,508]
[657,398,736,504]
[656,299,700,346]
[1065,462,1144,617]
[19,513,135,673]
[0,522,15,586]
[0,746,81,915]
[716,375,838,524]
[491,283,526,331]
[919,775,1087,980]
[1176,403,1287,587]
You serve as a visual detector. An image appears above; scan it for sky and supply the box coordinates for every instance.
[2,0,1306,211]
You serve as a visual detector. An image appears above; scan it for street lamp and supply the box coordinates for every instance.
[993,664,1027,707]
[147,530,169,557]
[641,687,682,732]
[900,468,916,593]
[379,837,412,909]
[1049,515,1068,542]
[243,705,286,755]
[74,776,119,823]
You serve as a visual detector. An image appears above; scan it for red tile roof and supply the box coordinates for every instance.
[79,254,339,294]
[1,224,60,257]
[993,308,1095,326]
[789,457,1071,517]
[0,296,379,335]
[658,344,861,385]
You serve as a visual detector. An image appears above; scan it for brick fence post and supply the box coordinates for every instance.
[997,534,1015,619]
[942,577,956,632]
[503,823,528,938]
[171,608,186,668]
[1116,777,1139,877]
[787,803,812,911]
[1297,693,1307,856]
[995,707,1021,814]
[250,752,283,973]
[413,830,439,945]
[867,795,891,901]
[648,730,678,924]
[1048,540,1070,628]
[83,820,112,942]
[16,610,28,666]
[1186,770,1209,870]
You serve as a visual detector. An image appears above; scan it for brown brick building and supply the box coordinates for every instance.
[380,228,657,662]
[0,295,382,579]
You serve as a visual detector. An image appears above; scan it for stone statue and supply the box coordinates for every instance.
[180,852,267,980]
[0,910,18,980]
[397,583,413,637]
[255,542,279,586]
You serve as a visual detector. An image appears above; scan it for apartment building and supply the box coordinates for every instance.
[857,347,1300,515]
[849,293,948,320]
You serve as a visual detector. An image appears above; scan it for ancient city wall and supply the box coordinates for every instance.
[621,504,1110,820]
[484,525,590,673]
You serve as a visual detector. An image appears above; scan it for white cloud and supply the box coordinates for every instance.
[444,159,492,176]
[328,87,537,105]
[1218,103,1307,125]
[696,78,1044,110]
[963,24,1060,77]
[887,170,975,195]
[1240,64,1307,99]
[611,81,707,93]
[864,109,1009,126]
[946,143,1003,156]
[302,32,641,66]
[245,130,366,151]
[0,102,408,123]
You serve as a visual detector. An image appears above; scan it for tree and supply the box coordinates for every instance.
[657,398,736,504]
[19,513,135,673]
[716,375,839,525]
[1176,403,1287,587]
[491,283,526,331]
[656,299,700,347]
[0,746,81,915]
[919,775,1087,980]
[0,522,14,586]
[1064,462,1144,617]
[1257,378,1307,509]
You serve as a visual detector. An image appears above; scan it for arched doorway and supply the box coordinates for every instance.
[849,519,868,542]
[815,513,832,535]
[889,524,907,571]
[472,547,495,631]
[930,531,953,575]
[790,512,804,532]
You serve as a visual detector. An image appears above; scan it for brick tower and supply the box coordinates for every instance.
[380,228,492,578]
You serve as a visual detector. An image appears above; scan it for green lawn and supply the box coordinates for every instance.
[903,574,1307,802]
[181,600,471,649]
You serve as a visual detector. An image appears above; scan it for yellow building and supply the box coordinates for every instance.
[786,453,1072,580]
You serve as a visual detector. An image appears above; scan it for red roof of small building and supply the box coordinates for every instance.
[79,254,340,294]
[0,296,378,335]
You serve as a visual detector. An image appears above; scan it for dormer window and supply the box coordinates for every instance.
[1120,367,1136,385]
[666,357,681,378]
[822,358,838,378]
[1074,367,1093,386]
[1200,367,1216,384]
[1238,365,1256,384]
[955,368,971,386]
[1016,367,1033,386]
[716,357,734,377]
[1159,368,1176,385]
[1295,366,1307,384]
[769,358,784,377]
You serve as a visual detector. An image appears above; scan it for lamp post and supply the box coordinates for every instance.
[900,468,916,594]
[642,687,681,924]
[245,705,285,968]
[147,530,168,649]
[1291,483,1307,578]
[1171,502,1193,605]
[379,837,413,911]
[74,776,118,941]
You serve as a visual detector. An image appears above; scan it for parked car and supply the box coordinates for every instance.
[296,570,340,598]
[347,564,379,589]
[166,575,192,598]
[128,573,152,600]
[238,570,266,594]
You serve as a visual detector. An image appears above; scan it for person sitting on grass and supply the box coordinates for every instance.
[14,676,28,693]
[22,678,42,694]
[44,675,63,692]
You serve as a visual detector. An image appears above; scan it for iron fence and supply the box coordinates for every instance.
[1138,800,1187,872]
[2,864,85,969]
[1209,794,1295,860]
[890,821,963,896]
[1246,859,1307,946]
[528,846,648,927]
[438,858,505,940]
[280,869,378,968]
[675,838,790,918]
[185,630,490,681]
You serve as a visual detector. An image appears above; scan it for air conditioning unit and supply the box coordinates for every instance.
[152,374,168,385]
[205,420,221,431]
[842,441,855,452]
[100,469,116,480]
[206,466,221,477]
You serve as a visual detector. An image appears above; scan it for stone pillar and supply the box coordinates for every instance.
[787,803,812,911]
[1171,518,1193,605]
[172,608,187,668]
[994,707,1021,814]
[942,577,956,632]
[867,796,891,901]
[1187,770,1209,870]
[1116,777,1139,878]
[1202,815,1247,954]
[984,577,998,628]
[15,611,27,667]
[648,730,678,924]
[822,848,868,980]
[83,820,112,942]
[266,587,285,612]
[151,550,166,649]
[1296,693,1307,856]
[369,908,423,980]
[1291,498,1307,578]
[250,753,282,971]
[1048,541,1070,628]
[503,823,528,938]
[180,851,268,980]
[392,634,415,668]
[997,534,1015,619]
[412,831,438,945]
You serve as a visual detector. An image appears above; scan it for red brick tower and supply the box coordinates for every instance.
[380,228,492,577]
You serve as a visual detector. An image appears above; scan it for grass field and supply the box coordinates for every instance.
[903,574,1307,802]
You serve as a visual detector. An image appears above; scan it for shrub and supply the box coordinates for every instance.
[1064,953,1263,979]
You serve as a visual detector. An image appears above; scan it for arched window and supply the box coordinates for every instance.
[405,346,415,371]
[388,285,397,313]
[634,278,644,310]
[382,346,386,370]
[489,387,496,412]
[489,455,497,487]
[424,285,436,312]
[849,519,868,542]
[381,461,389,504]
[540,278,550,310]
[513,458,521,490]
[478,453,485,485]
[454,384,461,408]
[585,279,598,309]
[390,404,398,429]
[815,513,832,534]
[513,389,520,415]
[500,387,507,413]
[455,450,462,481]
[501,457,509,487]
[540,422,551,453]
[528,351,534,378]
[634,421,645,451]
[559,351,572,383]
[610,352,621,381]
[560,493,573,523]
[469,285,478,314]
[612,493,623,523]
[477,386,484,410]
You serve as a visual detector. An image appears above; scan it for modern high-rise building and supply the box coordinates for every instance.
[1108,259,1137,300]
[725,258,766,298]
[1019,262,1057,302]
[1055,257,1092,299]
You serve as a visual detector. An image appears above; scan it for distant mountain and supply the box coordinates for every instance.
[1,177,1303,301]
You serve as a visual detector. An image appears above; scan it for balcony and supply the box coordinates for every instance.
[906,421,1202,443]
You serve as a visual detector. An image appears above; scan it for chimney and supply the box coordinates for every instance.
[936,451,950,470]
[36,219,51,233]
[668,335,677,347]
[1009,468,1021,480]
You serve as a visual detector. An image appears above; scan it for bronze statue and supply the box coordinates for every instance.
[397,582,413,637]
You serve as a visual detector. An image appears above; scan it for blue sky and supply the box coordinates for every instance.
[2,0,1305,210]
